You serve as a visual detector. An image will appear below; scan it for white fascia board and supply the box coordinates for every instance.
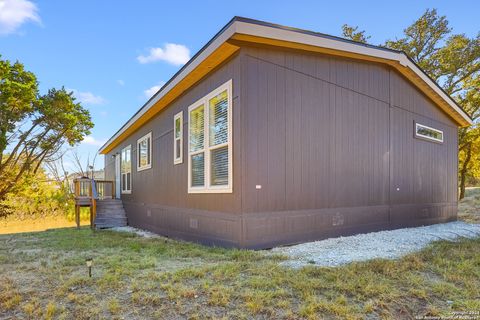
[99,22,238,154]
[234,21,400,62]
[403,59,472,125]
[101,19,471,154]
[235,21,472,126]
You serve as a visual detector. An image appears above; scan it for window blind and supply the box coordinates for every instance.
[189,105,205,187]
[209,90,229,186]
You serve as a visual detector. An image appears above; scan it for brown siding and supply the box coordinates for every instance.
[105,53,243,246]
[239,46,457,248]
[105,44,459,249]
[241,47,391,212]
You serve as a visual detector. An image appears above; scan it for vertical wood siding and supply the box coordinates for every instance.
[242,47,392,213]
[104,54,243,246]
[105,45,459,248]
[240,46,458,247]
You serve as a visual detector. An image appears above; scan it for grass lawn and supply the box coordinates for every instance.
[0,227,479,319]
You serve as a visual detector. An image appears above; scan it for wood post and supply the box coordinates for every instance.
[75,205,80,229]
[89,182,92,228]
[90,199,96,229]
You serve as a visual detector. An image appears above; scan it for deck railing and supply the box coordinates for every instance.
[73,177,115,228]
[94,180,115,200]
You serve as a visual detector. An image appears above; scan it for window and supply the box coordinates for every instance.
[415,123,444,143]
[137,132,152,171]
[121,145,132,193]
[174,111,183,164]
[188,80,232,193]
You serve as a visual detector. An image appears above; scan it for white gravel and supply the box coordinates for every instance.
[110,226,162,238]
[273,221,480,268]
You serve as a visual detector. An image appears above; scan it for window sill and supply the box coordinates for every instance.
[137,165,151,172]
[414,135,444,144]
[188,187,232,194]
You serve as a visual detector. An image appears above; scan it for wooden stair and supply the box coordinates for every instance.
[94,199,128,229]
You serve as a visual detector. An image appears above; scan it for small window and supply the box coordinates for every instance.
[137,132,152,171]
[121,145,132,193]
[415,123,443,143]
[188,80,232,193]
[174,111,183,164]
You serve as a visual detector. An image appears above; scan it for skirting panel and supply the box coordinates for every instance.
[122,201,458,249]
[242,203,458,249]
[123,201,242,248]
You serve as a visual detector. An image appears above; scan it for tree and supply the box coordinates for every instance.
[1,161,74,219]
[341,24,370,43]
[0,56,93,208]
[342,9,480,199]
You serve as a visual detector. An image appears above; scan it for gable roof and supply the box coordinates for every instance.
[99,17,472,154]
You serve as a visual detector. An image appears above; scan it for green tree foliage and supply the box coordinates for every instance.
[384,9,451,77]
[1,161,74,219]
[341,24,370,43]
[0,56,93,212]
[342,9,480,199]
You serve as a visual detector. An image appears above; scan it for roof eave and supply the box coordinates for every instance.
[99,18,240,154]
[99,17,472,154]
[232,20,472,127]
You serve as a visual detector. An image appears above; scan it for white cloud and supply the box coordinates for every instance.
[137,43,190,66]
[116,79,125,86]
[0,0,41,35]
[81,136,106,147]
[69,89,106,105]
[144,81,165,99]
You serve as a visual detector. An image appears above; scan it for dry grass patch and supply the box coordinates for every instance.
[0,216,90,234]
[0,224,478,319]
[458,187,480,223]
[44,301,58,320]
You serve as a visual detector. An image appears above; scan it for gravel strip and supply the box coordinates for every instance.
[273,221,480,268]
[110,226,162,238]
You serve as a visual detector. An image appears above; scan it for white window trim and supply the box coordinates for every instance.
[174,111,183,164]
[137,132,152,171]
[121,145,132,194]
[415,122,444,143]
[188,79,233,194]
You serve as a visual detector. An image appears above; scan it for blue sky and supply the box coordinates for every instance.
[1,0,479,171]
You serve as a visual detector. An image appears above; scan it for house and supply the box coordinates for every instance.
[99,17,472,249]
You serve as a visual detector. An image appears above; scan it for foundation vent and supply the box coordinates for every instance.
[189,218,198,229]
[332,212,345,226]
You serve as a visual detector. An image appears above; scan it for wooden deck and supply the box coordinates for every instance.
[73,178,127,229]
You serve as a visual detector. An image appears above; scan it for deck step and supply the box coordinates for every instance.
[97,212,124,215]
[96,220,127,224]
[95,216,127,221]
[96,210,126,214]
[94,199,127,228]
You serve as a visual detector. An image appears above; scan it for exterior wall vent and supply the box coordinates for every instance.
[190,218,198,229]
[332,212,344,226]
